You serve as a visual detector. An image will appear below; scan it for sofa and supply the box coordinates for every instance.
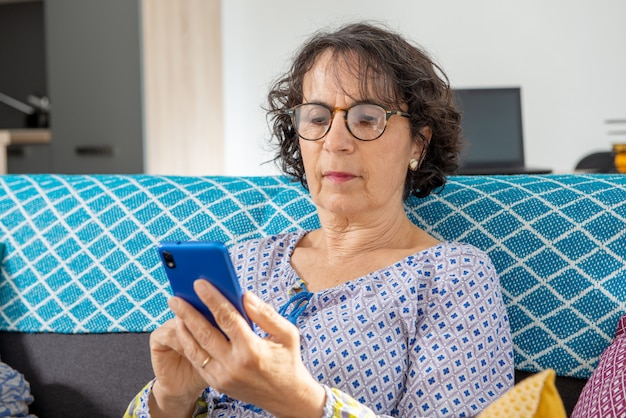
[0,173,624,417]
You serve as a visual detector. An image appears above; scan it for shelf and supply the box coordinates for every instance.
[0,0,41,4]
[0,128,51,174]
[1,128,51,144]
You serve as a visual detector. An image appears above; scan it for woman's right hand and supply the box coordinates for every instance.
[148,316,208,418]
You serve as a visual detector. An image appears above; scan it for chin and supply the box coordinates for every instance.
[315,192,372,216]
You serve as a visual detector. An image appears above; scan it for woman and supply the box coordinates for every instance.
[125,22,513,418]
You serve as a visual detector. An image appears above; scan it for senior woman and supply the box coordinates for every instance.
[125,22,513,418]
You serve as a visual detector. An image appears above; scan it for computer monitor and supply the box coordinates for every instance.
[452,87,551,175]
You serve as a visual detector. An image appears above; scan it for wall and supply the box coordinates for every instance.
[221,0,626,175]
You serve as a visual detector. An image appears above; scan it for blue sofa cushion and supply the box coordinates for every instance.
[0,175,316,334]
[0,174,625,380]
[405,174,626,379]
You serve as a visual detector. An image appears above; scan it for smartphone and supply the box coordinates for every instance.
[158,241,252,334]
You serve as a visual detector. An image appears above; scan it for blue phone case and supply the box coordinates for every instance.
[158,241,252,333]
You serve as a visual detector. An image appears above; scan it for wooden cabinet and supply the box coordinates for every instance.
[44,0,144,174]
[1,0,143,173]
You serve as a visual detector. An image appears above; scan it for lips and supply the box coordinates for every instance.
[323,171,357,183]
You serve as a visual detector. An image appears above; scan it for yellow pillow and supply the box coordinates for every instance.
[478,369,566,418]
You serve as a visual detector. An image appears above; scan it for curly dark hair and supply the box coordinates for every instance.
[267,22,461,199]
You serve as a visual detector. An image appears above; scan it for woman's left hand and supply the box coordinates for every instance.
[168,279,326,418]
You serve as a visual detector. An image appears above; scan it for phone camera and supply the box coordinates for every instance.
[162,251,176,268]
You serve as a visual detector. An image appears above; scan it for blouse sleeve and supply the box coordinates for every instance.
[320,384,437,418]
[123,380,209,418]
[321,384,385,418]
[396,251,514,416]
[321,250,513,418]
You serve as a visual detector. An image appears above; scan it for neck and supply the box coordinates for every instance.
[311,204,419,258]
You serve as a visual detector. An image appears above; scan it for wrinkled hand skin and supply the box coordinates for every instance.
[148,279,326,418]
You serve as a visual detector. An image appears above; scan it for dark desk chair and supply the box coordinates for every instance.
[575,151,616,173]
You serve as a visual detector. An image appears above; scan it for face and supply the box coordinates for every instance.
[299,51,425,219]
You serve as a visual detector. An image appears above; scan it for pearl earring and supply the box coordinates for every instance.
[409,158,419,171]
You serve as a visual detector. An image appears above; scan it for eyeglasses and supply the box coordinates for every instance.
[285,103,411,141]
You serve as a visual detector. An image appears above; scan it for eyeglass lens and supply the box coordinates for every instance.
[294,104,387,141]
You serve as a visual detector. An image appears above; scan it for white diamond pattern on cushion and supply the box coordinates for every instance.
[0,174,625,380]
[405,175,626,379]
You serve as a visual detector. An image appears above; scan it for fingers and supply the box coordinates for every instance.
[174,316,215,368]
[148,318,209,405]
[168,279,254,367]
[191,279,255,342]
[169,279,299,368]
[243,291,300,345]
[168,296,224,369]
[201,355,212,369]
[150,319,184,353]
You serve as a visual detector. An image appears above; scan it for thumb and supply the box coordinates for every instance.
[243,291,299,344]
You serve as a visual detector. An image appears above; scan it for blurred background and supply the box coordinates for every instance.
[1,0,624,176]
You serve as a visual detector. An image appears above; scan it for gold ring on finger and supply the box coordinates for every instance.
[201,355,211,369]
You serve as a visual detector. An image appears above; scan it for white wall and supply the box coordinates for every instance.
[221,0,626,175]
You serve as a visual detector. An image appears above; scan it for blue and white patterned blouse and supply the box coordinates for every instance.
[126,231,514,418]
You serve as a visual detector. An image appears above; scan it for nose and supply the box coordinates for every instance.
[322,110,355,152]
